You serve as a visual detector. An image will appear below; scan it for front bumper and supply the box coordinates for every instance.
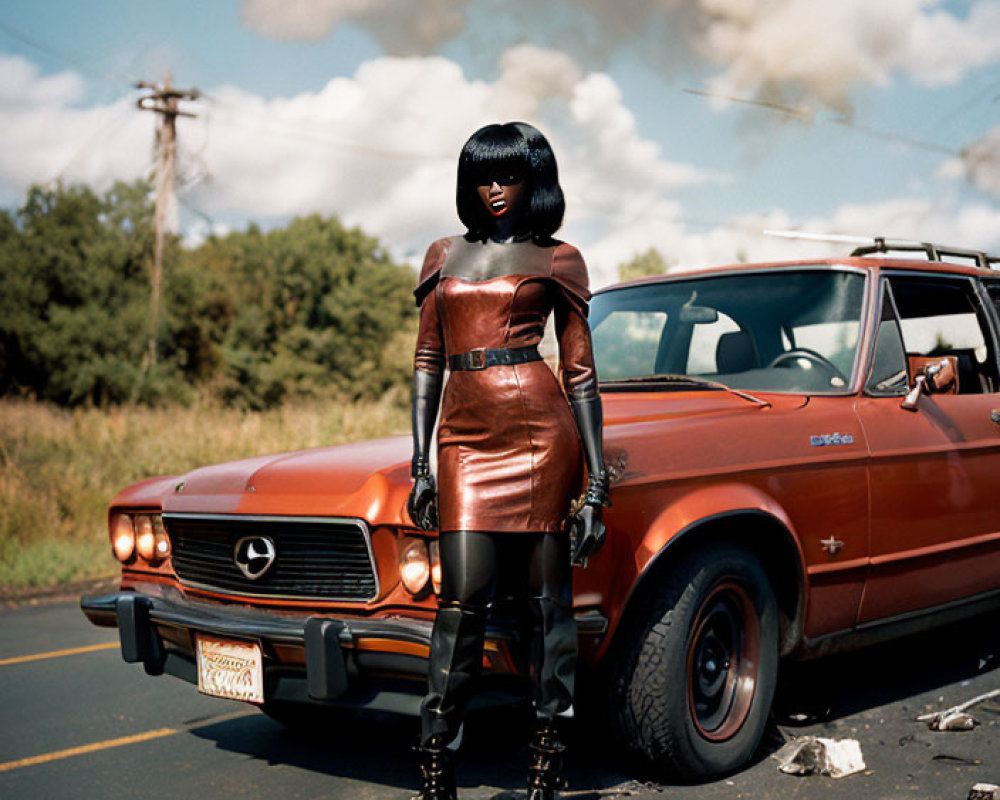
[81,588,606,715]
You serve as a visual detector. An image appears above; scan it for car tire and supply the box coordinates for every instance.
[608,541,779,779]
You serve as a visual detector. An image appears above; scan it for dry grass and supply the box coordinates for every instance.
[0,394,410,589]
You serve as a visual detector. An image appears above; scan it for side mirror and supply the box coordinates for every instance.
[901,357,957,411]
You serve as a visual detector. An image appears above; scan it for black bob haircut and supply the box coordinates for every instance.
[456,122,565,243]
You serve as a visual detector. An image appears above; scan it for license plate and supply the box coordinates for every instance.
[196,634,264,704]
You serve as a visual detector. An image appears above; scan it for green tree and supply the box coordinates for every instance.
[618,247,674,282]
[1,182,416,408]
[176,214,416,408]
[0,180,189,405]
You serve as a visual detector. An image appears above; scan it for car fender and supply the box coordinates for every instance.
[602,482,807,659]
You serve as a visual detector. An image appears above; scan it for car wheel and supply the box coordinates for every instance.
[608,542,779,779]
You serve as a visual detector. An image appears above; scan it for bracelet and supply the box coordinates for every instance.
[583,470,611,508]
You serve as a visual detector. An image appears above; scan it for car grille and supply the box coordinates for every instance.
[163,513,378,601]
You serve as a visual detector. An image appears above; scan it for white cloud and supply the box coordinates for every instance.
[698,0,1000,114]
[5,47,994,292]
[240,0,468,52]
[192,48,586,239]
[581,197,1000,286]
[956,125,1000,199]
[0,56,154,207]
[0,56,86,107]
[241,0,1000,117]
[0,49,708,283]
[192,46,713,281]
[901,1,1000,86]
[558,72,720,285]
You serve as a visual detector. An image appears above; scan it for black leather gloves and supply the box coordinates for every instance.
[568,391,610,567]
[408,370,443,531]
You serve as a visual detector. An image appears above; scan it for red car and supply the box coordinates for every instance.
[82,239,1000,778]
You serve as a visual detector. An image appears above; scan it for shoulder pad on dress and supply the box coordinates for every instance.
[413,237,453,306]
[550,242,591,312]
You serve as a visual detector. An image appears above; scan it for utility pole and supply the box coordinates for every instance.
[135,72,199,367]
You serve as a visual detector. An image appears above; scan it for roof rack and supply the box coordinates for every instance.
[762,230,1000,270]
[850,237,1000,270]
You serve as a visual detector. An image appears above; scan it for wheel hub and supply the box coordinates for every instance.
[695,633,729,696]
[686,581,760,742]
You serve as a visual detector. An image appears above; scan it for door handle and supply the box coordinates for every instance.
[991,409,1000,425]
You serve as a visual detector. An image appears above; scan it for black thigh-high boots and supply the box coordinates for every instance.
[414,600,487,800]
[526,594,577,799]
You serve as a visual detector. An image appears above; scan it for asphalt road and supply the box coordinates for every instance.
[1,598,998,800]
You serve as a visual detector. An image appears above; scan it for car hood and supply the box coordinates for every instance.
[160,436,414,522]
[144,389,802,524]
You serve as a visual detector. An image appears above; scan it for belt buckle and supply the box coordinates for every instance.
[467,348,487,370]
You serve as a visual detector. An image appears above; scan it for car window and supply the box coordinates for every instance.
[788,320,860,379]
[887,275,999,394]
[984,281,1000,323]
[591,310,668,380]
[590,269,866,394]
[686,312,740,374]
[865,283,908,396]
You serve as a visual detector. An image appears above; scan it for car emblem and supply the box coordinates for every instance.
[820,536,845,556]
[810,432,854,447]
[233,536,277,580]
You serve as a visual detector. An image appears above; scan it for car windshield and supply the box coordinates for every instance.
[590,268,867,394]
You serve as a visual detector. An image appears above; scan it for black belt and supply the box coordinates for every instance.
[448,345,542,372]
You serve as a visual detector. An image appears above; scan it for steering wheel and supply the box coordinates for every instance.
[767,348,847,385]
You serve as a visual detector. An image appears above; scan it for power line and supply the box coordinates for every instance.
[683,86,961,157]
[831,119,955,156]
[683,87,813,119]
[48,103,134,185]
[177,194,215,228]
[0,18,127,84]
[925,76,1000,137]
[203,94,448,161]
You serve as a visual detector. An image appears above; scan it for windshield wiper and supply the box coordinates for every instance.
[601,374,771,408]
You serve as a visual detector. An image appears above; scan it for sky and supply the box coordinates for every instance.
[1,0,999,287]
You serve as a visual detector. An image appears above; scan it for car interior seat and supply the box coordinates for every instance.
[715,330,758,374]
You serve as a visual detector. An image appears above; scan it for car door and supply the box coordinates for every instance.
[855,271,1000,624]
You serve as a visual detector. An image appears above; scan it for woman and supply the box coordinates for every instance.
[407,121,609,800]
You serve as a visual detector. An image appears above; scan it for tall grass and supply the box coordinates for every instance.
[0,395,410,590]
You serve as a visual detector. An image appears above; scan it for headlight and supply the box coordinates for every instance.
[111,512,169,565]
[399,538,430,595]
[135,515,156,561]
[429,539,441,595]
[111,513,135,563]
[152,515,171,560]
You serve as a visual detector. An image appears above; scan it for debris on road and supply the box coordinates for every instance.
[932,754,982,766]
[773,736,866,779]
[969,783,1000,800]
[932,711,979,731]
[917,689,1000,731]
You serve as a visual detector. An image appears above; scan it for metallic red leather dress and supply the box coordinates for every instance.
[413,235,596,533]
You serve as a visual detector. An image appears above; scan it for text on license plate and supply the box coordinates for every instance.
[196,634,264,704]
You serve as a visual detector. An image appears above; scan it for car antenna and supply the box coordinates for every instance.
[764,230,877,246]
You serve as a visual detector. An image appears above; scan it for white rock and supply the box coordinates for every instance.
[774,736,866,779]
